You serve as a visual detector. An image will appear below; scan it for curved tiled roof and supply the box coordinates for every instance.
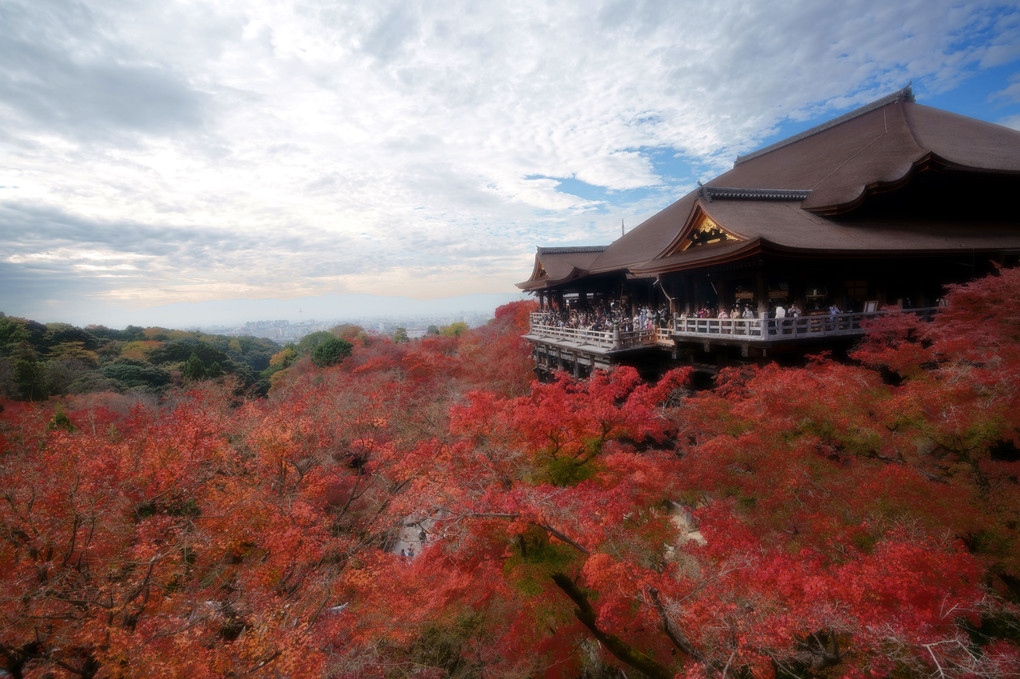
[733,87,917,166]
[584,191,700,275]
[516,246,608,290]
[631,200,1020,275]
[708,86,1020,214]
[543,88,1020,283]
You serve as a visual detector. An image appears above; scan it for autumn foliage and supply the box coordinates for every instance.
[2,280,1020,678]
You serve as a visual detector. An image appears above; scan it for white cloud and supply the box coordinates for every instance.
[999,114,1020,130]
[993,75,1020,104]
[2,0,1019,324]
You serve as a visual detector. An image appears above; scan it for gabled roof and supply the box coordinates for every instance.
[732,87,917,166]
[632,199,1020,275]
[583,192,700,275]
[551,87,1020,281]
[713,86,1020,214]
[516,246,607,290]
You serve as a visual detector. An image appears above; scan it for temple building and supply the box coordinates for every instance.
[517,87,1020,376]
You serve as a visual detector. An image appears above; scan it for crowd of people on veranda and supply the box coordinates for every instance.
[533,299,831,334]
[679,301,808,320]
[531,301,670,334]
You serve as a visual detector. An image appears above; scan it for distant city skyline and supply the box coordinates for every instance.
[222,308,500,344]
[3,0,1019,328]
[127,291,524,334]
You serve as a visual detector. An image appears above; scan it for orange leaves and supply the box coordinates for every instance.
[5,281,1020,676]
[835,531,984,639]
[662,269,1020,675]
[415,364,699,676]
[580,552,616,589]
[451,366,687,482]
[853,307,936,378]
[0,310,549,677]
[0,393,346,677]
[663,506,989,674]
[853,267,1020,465]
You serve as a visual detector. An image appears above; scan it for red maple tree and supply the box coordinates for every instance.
[2,271,1019,678]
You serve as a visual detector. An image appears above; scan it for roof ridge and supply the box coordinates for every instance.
[537,246,608,254]
[699,186,811,202]
[733,86,915,166]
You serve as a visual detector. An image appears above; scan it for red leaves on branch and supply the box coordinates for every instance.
[3,280,1020,678]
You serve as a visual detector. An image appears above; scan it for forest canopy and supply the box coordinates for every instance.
[0,320,382,400]
[1,270,1019,678]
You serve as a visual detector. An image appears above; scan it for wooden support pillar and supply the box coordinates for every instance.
[828,268,843,310]
[716,279,730,312]
[756,270,768,314]
[789,279,802,313]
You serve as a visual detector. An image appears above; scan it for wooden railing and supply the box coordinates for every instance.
[526,316,657,349]
[528,308,937,350]
[526,323,612,346]
[674,308,937,339]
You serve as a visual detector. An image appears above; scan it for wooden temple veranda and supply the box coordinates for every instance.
[517,88,1020,377]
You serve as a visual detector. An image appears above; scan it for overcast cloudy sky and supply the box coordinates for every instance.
[2,0,1019,327]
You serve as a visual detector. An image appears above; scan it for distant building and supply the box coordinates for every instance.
[518,87,1020,375]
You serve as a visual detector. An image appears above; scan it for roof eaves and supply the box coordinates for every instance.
[633,239,765,275]
[516,264,597,290]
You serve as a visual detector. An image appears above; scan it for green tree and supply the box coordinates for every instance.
[44,323,100,351]
[297,331,335,354]
[207,361,224,379]
[148,339,229,367]
[47,403,75,432]
[393,327,410,343]
[122,325,146,341]
[182,352,207,381]
[310,337,353,367]
[0,316,46,356]
[440,322,468,337]
[101,360,171,391]
[0,316,29,350]
[12,340,46,400]
[43,356,98,396]
[48,341,100,367]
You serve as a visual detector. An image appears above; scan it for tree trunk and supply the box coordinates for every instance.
[550,572,675,679]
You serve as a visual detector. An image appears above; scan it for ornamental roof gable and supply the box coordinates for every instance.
[659,206,746,259]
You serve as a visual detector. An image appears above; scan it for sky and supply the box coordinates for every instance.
[2,0,1020,328]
